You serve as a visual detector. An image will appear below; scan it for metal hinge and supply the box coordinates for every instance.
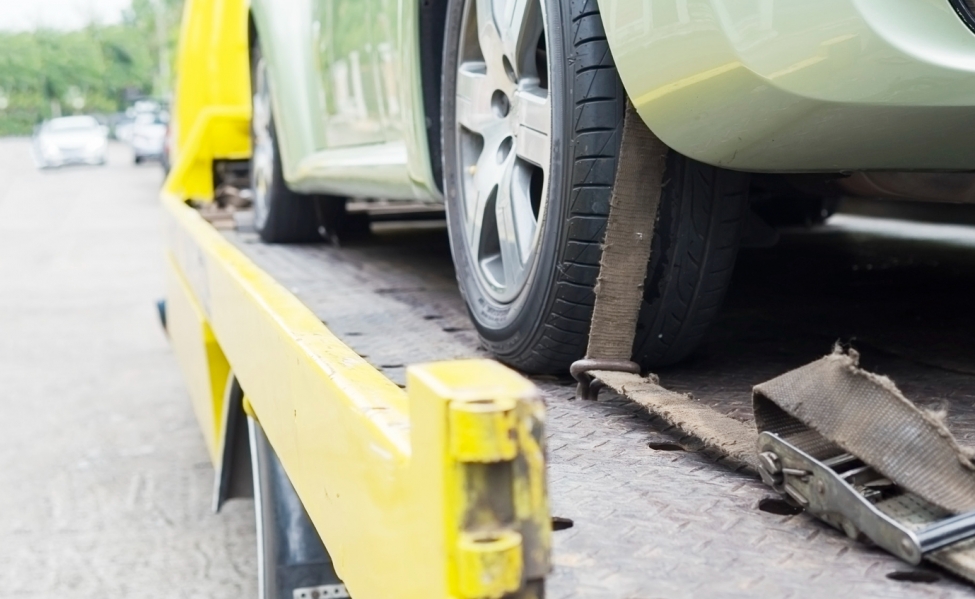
[757,431,975,565]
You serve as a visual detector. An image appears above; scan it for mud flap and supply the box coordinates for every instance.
[248,418,348,599]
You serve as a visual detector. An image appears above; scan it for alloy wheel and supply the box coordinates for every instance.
[454,0,551,303]
[251,57,274,231]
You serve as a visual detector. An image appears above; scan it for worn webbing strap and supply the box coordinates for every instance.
[596,371,760,470]
[754,347,975,582]
[585,101,667,360]
[580,101,760,467]
[754,348,975,514]
[930,539,975,583]
[585,115,975,578]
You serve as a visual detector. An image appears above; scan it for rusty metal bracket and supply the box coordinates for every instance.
[570,359,641,401]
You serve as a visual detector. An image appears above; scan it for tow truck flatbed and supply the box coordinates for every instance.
[205,209,975,598]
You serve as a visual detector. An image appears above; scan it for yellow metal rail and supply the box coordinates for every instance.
[164,0,251,202]
[163,192,550,598]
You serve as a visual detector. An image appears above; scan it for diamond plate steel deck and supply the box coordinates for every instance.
[223,215,975,597]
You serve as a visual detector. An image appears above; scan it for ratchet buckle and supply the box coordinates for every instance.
[757,431,975,565]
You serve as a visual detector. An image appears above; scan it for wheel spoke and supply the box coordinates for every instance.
[468,140,503,244]
[254,103,272,145]
[495,160,536,284]
[456,63,494,134]
[495,172,522,286]
[475,0,503,63]
[252,61,273,138]
[510,163,538,261]
[498,0,539,74]
[514,88,550,168]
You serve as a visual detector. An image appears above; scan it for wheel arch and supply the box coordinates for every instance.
[417,0,449,193]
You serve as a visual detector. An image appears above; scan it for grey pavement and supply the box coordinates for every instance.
[0,139,256,598]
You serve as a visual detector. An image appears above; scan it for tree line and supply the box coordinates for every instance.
[0,0,183,136]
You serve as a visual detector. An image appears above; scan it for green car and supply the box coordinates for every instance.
[248,0,975,373]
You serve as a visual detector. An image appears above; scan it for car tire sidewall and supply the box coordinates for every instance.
[442,0,570,358]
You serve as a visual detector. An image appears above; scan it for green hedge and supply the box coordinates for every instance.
[0,0,183,136]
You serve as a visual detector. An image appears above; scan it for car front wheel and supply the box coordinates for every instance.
[442,0,749,373]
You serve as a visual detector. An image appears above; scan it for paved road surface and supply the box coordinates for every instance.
[0,139,256,598]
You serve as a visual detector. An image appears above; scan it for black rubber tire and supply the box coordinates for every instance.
[443,0,749,373]
[248,418,344,599]
[249,43,329,244]
[631,155,750,367]
[443,0,626,374]
[250,122,323,243]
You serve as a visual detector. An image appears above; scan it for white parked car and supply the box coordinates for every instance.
[130,113,168,164]
[32,116,108,168]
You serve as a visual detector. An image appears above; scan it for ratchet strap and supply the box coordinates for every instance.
[754,348,975,582]
[572,100,761,470]
[574,101,975,581]
[583,100,665,364]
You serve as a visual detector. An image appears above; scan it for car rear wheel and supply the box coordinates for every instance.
[442,0,749,373]
[250,44,343,243]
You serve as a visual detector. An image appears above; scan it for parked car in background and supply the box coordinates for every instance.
[32,115,108,168]
[131,113,168,164]
[161,120,172,174]
[113,116,135,143]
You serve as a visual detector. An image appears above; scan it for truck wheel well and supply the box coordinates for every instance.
[213,376,254,512]
[418,0,448,193]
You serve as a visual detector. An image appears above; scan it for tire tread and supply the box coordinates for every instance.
[506,0,623,372]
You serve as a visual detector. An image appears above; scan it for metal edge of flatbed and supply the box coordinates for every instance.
[161,192,550,599]
[215,217,975,598]
[162,194,975,599]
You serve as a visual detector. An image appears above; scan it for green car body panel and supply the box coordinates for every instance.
[251,0,975,206]
[600,0,975,171]
[250,0,442,202]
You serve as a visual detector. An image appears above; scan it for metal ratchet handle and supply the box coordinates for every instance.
[756,432,975,565]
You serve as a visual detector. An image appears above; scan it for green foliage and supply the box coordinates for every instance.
[0,0,183,136]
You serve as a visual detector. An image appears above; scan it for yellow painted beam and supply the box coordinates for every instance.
[164,253,230,465]
[162,192,549,598]
[165,0,251,202]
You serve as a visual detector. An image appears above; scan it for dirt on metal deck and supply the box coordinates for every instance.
[223,213,975,598]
